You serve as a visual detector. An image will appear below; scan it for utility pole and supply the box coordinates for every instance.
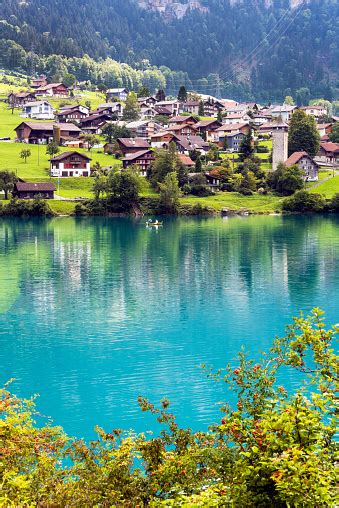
[215,73,221,100]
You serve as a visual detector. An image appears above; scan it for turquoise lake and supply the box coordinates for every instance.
[0,215,338,439]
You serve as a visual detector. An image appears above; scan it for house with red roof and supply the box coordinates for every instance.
[318,142,339,164]
[285,152,319,181]
[50,151,92,177]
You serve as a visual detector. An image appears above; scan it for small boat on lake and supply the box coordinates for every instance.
[146,219,163,227]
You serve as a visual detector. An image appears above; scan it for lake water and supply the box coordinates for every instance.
[0,215,338,440]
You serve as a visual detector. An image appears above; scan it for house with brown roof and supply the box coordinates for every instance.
[154,105,172,117]
[318,142,339,164]
[214,123,251,144]
[174,135,209,154]
[8,92,36,108]
[150,132,176,148]
[13,182,55,199]
[15,121,81,144]
[182,101,200,115]
[79,113,112,133]
[178,154,195,168]
[31,75,48,89]
[203,99,224,117]
[224,113,251,125]
[122,149,155,176]
[50,151,92,177]
[117,138,151,156]
[169,115,198,127]
[285,152,319,181]
[57,105,90,122]
[167,123,198,136]
[194,120,222,140]
[35,83,69,97]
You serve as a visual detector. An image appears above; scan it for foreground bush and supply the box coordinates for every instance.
[0,310,337,507]
[282,190,326,212]
[0,198,54,217]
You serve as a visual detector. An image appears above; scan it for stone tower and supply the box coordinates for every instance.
[272,121,288,171]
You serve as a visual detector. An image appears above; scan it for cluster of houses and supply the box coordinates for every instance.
[7,77,339,189]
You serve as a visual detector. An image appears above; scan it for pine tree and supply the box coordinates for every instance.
[198,101,205,116]
[177,86,187,103]
[156,89,166,102]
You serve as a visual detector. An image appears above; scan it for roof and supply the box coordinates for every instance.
[168,124,197,132]
[50,151,91,161]
[107,88,128,93]
[11,92,35,98]
[169,115,197,124]
[226,113,248,119]
[175,135,209,150]
[178,154,194,166]
[81,113,111,122]
[154,106,172,115]
[15,182,56,192]
[195,120,222,129]
[285,152,317,166]
[259,121,288,130]
[216,122,249,132]
[301,105,326,111]
[271,105,296,113]
[35,83,67,91]
[122,149,154,161]
[22,101,52,108]
[117,138,150,148]
[320,142,339,153]
[16,122,81,132]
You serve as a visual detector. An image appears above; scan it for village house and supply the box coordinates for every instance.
[21,101,55,120]
[168,115,198,127]
[182,101,200,115]
[223,113,251,125]
[167,123,198,136]
[224,132,246,151]
[214,122,251,144]
[156,100,182,115]
[8,92,36,108]
[122,149,155,176]
[301,105,327,119]
[57,104,90,122]
[154,105,172,117]
[106,88,128,102]
[117,138,151,156]
[194,120,222,140]
[318,142,339,164]
[203,99,224,117]
[95,103,124,118]
[137,96,157,107]
[35,83,69,98]
[79,113,112,133]
[150,131,176,148]
[205,171,221,191]
[125,120,162,139]
[285,151,319,181]
[174,135,209,155]
[178,153,195,168]
[271,105,296,123]
[13,181,55,199]
[50,151,92,177]
[15,121,81,144]
[31,75,48,89]
[140,106,158,119]
[316,123,332,139]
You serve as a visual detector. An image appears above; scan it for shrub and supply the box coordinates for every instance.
[282,190,326,212]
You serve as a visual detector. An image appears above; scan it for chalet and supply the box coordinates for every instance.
[301,105,327,118]
[285,152,319,181]
[125,120,162,139]
[15,122,81,144]
[167,123,197,136]
[174,135,209,154]
[117,138,151,156]
[137,96,157,107]
[154,105,172,117]
[122,149,155,176]
[140,106,158,119]
[194,120,222,140]
[50,151,91,177]
[203,99,224,117]
[35,83,69,97]
[214,123,251,143]
[182,101,200,115]
[252,112,272,127]
[169,116,198,127]
[156,100,182,115]
[271,105,296,123]
[150,131,176,148]
[31,75,48,89]
[223,113,251,125]
[318,142,339,164]
[21,101,54,120]
[106,88,128,102]
[13,182,55,199]
[8,92,36,108]
[57,105,89,122]
[96,103,124,117]
[79,113,112,133]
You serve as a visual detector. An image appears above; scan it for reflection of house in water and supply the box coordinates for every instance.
[54,241,92,290]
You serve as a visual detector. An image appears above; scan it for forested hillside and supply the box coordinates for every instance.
[0,0,338,101]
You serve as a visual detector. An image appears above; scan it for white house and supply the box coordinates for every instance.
[21,101,55,120]
[271,105,296,123]
[106,88,128,102]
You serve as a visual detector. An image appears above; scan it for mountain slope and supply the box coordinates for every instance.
[0,0,338,100]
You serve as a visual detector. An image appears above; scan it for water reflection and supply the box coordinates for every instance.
[0,215,338,439]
